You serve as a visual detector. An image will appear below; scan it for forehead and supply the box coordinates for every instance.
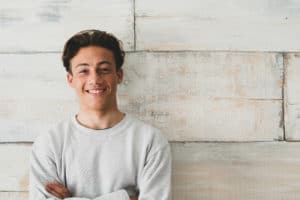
[71,46,115,65]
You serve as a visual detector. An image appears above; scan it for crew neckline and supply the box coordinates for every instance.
[70,113,130,136]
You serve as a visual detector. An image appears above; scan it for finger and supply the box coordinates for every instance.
[130,196,138,200]
[46,185,64,199]
[49,182,71,197]
[46,182,70,195]
[46,183,68,198]
[51,190,64,199]
[54,183,71,197]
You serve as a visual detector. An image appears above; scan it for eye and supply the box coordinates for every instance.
[100,68,111,74]
[79,69,88,74]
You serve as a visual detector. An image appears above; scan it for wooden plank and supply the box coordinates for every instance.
[121,97,282,141]
[0,192,28,200]
[136,0,300,51]
[284,53,300,140]
[172,142,300,200]
[285,53,300,104]
[122,52,283,99]
[119,52,283,141]
[0,52,283,142]
[0,54,77,142]
[0,144,30,191]
[3,142,300,200]
[285,104,300,140]
[0,0,134,52]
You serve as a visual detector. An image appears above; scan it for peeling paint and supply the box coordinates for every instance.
[0,9,23,27]
[37,0,71,23]
[20,174,29,190]
[150,111,169,120]
[278,109,284,128]
[294,54,300,58]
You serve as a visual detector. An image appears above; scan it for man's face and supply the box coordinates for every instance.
[67,46,123,112]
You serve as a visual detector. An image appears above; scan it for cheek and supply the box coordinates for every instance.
[110,80,119,89]
[72,79,85,90]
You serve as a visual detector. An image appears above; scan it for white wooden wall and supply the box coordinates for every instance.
[0,0,300,199]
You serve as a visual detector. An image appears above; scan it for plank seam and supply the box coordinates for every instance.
[133,0,136,51]
[0,51,61,54]
[282,53,288,141]
[128,50,300,54]
[170,141,289,144]
[1,50,300,55]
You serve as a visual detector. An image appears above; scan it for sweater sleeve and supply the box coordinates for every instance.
[138,143,172,200]
[29,134,64,200]
[64,189,129,200]
[29,136,130,200]
[92,189,130,200]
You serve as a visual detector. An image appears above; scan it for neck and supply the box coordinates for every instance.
[76,108,125,130]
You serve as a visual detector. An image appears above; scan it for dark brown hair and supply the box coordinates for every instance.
[62,29,125,73]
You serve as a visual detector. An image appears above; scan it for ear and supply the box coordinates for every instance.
[116,69,123,84]
[67,72,75,88]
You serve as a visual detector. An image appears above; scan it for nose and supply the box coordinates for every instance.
[88,70,103,85]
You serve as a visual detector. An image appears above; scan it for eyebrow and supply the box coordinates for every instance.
[75,61,112,68]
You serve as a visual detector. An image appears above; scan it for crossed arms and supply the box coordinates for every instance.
[29,140,172,200]
[45,182,138,200]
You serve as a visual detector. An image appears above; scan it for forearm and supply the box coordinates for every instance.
[93,189,130,200]
[62,189,130,200]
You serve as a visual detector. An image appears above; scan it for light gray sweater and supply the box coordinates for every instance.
[29,114,172,200]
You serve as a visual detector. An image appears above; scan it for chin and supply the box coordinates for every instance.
[79,101,105,111]
[88,104,107,111]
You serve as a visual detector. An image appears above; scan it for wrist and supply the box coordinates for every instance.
[124,185,139,197]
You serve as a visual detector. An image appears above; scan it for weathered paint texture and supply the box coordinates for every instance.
[0,54,77,142]
[0,0,134,52]
[0,144,30,191]
[285,53,300,140]
[172,142,300,200]
[136,0,300,51]
[0,192,28,200]
[119,52,283,141]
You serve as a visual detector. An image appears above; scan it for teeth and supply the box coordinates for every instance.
[88,89,105,94]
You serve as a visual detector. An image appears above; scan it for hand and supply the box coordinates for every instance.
[45,182,71,199]
[130,196,138,200]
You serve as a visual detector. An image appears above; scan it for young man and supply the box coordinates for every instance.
[29,30,172,200]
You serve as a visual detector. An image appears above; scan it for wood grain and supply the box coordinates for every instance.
[0,192,28,200]
[136,0,300,51]
[172,142,300,200]
[120,52,283,141]
[284,53,300,140]
[0,0,134,52]
[0,144,30,191]
[0,53,77,142]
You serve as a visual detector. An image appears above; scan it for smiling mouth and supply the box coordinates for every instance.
[86,89,106,95]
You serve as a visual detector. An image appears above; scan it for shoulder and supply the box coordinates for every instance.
[32,118,72,156]
[127,115,162,136]
[127,115,170,155]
